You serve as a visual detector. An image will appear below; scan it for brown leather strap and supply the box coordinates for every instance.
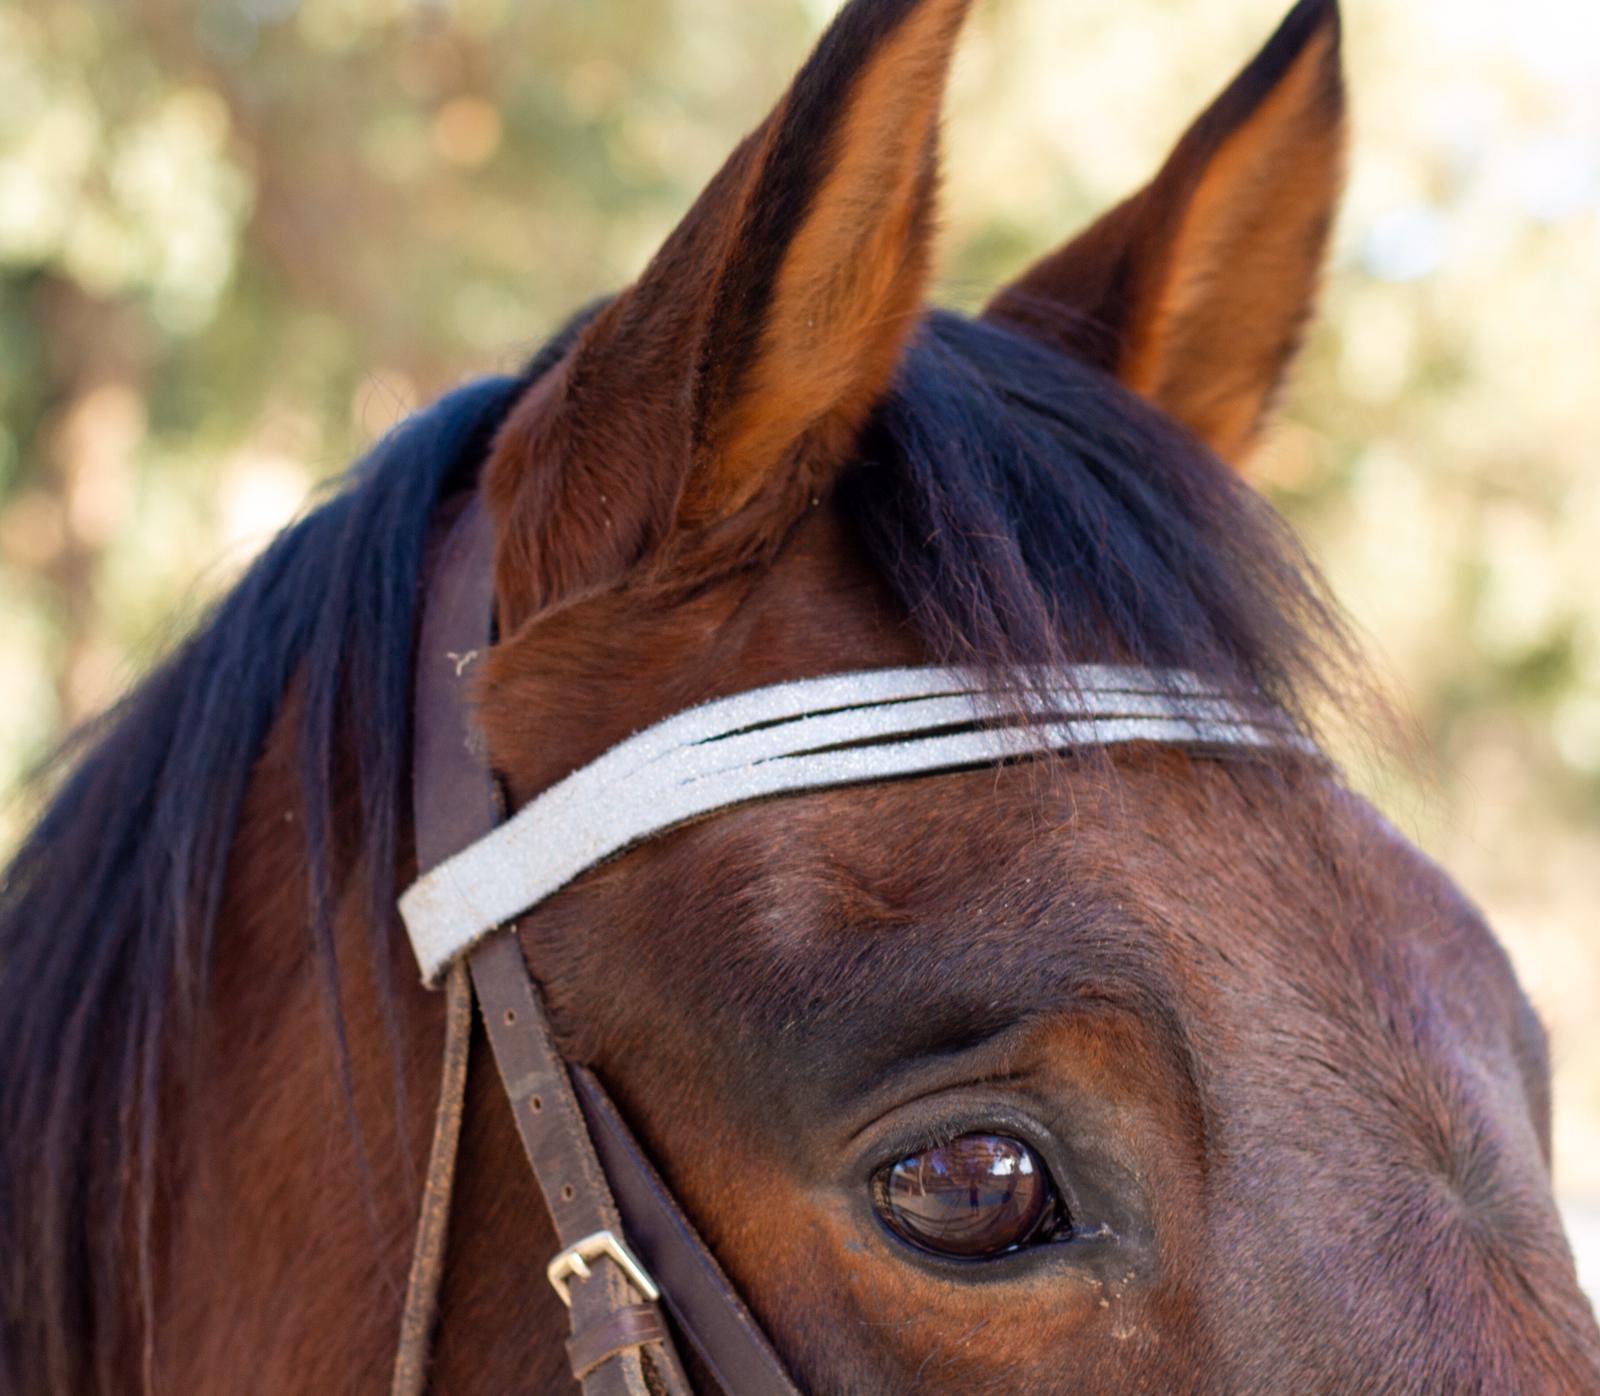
[390,960,474,1396]
[412,491,803,1395]
[469,933,690,1396]
[392,495,504,1396]
[575,1071,803,1396]
[567,1304,670,1381]
[413,496,687,1395]
[412,493,501,874]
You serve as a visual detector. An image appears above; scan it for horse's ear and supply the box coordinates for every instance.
[982,0,1345,467]
[487,0,972,617]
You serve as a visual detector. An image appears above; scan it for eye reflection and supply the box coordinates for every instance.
[872,1132,1064,1259]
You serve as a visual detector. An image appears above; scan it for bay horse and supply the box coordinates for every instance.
[4,0,1598,1390]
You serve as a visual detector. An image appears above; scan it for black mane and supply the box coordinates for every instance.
[0,306,1346,1389]
[0,370,531,1391]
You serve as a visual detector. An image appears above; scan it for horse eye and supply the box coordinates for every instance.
[871,1132,1063,1259]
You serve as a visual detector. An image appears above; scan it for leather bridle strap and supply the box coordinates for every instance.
[412,495,685,1395]
[571,1068,806,1395]
[409,492,800,1395]
[468,934,691,1396]
[391,961,473,1396]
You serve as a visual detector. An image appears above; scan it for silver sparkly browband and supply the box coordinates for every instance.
[400,665,1310,984]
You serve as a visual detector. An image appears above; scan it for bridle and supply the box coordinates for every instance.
[396,494,802,1396]
[393,483,1310,1394]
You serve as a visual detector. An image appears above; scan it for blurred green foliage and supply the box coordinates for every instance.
[1,0,1597,1184]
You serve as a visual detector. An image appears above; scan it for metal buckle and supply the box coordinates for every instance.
[546,1230,660,1308]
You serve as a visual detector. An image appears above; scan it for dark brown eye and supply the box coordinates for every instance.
[872,1133,1062,1258]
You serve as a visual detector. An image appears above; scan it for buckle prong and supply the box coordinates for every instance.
[546,1230,659,1307]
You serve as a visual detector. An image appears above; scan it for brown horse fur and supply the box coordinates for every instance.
[4,0,1599,1392]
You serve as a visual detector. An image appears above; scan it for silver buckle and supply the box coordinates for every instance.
[546,1230,660,1308]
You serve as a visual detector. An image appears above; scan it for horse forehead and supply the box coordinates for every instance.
[616,757,1524,1108]
[719,756,1482,996]
[572,760,1214,1058]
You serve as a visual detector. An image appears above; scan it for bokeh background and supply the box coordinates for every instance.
[2,0,1597,1283]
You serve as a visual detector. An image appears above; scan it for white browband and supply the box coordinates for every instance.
[399,665,1310,984]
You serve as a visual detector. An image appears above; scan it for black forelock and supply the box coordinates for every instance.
[843,309,1351,730]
